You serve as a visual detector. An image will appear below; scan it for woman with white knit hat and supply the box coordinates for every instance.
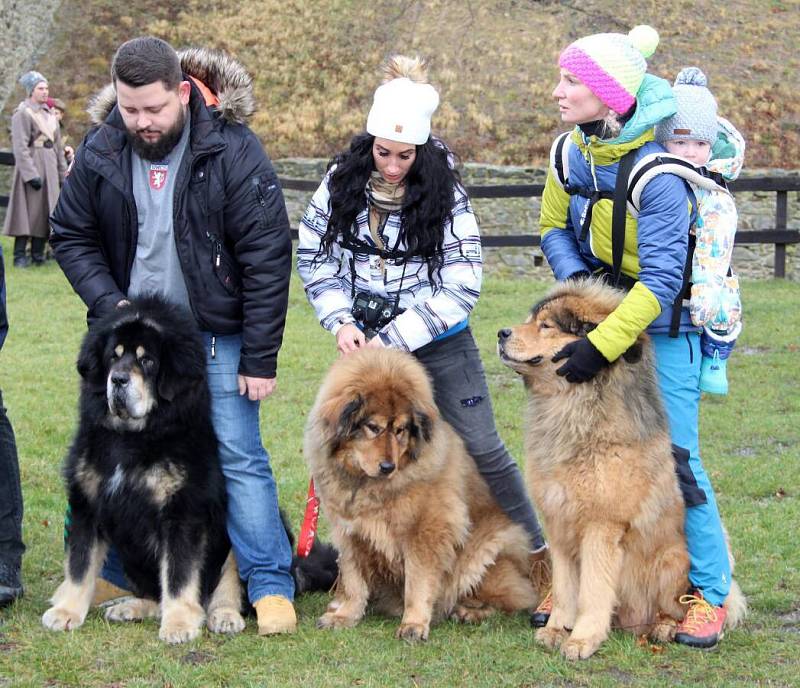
[537,27,740,651]
[297,54,550,595]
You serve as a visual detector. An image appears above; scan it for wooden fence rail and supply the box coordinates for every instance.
[2,150,798,277]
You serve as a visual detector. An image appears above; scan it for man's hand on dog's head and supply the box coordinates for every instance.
[552,336,609,383]
[238,375,276,401]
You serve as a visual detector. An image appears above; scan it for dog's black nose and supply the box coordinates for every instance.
[111,371,130,386]
[498,328,512,340]
[379,461,396,475]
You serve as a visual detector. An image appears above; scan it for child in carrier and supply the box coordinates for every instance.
[656,67,746,395]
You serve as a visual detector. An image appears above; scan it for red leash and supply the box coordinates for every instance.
[296,478,320,558]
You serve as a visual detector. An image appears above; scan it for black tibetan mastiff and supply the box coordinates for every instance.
[42,296,336,643]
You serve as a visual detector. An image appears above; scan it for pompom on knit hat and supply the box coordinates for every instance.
[655,67,718,145]
[19,70,47,95]
[559,25,659,114]
[366,55,439,145]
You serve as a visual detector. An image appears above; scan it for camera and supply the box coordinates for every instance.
[351,291,402,340]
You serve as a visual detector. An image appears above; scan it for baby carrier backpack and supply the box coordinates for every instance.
[549,132,733,336]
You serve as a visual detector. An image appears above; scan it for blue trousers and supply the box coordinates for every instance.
[652,332,731,606]
[101,333,294,603]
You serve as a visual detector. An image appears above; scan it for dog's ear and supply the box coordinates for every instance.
[410,404,434,444]
[553,309,598,338]
[157,330,206,402]
[335,395,365,441]
[318,392,365,450]
[621,338,644,364]
[407,399,437,461]
[77,328,108,392]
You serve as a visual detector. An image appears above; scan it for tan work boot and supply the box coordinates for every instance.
[92,578,131,606]
[253,595,297,635]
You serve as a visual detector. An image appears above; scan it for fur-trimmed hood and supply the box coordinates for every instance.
[87,47,255,125]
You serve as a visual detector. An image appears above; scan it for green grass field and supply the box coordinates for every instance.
[0,240,798,687]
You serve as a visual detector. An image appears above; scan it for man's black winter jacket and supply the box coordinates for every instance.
[50,78,291,378]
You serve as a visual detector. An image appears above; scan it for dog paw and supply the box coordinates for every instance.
[104,597,159,623]
[207,607,245,635]
[42,606,85,632]
[396,622,429,643]
[650,617,678,643]
[451,602,494,624]
[560,635,603,661]
[316,612,360,630]
[159,618,203,644]
[534,626,568,649]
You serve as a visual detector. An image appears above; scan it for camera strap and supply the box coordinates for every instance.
[368,209,391,278]
[348,209,409,321]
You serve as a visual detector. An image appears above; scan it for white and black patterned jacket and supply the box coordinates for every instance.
[297,171,482,352]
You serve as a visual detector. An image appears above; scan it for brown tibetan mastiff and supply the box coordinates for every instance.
[498,279,744,660]
[304,349,537,642]
[42,296,336,643]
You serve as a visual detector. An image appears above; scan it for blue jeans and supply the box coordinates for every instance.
[101,333,294,603]
[204,333,294,603]
[652,332,731,606]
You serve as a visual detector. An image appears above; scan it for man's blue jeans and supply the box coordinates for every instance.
[101,332,294,604]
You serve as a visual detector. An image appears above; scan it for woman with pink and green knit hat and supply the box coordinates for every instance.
[535,25,744,653]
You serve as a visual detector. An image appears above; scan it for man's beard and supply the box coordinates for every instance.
[126,106,186,161]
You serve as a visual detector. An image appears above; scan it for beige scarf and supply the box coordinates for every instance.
[366,171,406,276]
[367,171,406,213]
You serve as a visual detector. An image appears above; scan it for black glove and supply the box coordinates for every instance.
[27,177,43,190]
[552,336,609,383]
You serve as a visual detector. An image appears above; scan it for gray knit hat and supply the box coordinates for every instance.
[19,70,47,95]
[655,67,718,145]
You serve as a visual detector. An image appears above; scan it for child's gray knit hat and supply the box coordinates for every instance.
[655,67,718,145]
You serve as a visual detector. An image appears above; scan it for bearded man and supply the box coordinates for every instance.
[50,36,296,635]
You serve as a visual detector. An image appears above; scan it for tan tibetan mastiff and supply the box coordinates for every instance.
[304,349,537,642]
[497,279,744,660]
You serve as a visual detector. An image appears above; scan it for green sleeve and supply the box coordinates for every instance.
[539,170,570,237]
[587,281,662,361]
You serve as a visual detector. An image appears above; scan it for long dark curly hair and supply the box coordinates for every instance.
[317,132,464,284]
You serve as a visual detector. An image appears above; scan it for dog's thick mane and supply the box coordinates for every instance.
[305,349,449,499]
[522,280,668,463]
[76,296,210,437]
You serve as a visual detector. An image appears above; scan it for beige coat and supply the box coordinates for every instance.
[3,101,66,238]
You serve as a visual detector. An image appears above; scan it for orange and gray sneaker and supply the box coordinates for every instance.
[674,591,727,649]
[253,594,297,635]
[530,590,552,628]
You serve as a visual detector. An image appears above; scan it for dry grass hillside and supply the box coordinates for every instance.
[3,0,798,167]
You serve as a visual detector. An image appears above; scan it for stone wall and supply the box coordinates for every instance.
[1,154,796,281]
[275,158,799,281]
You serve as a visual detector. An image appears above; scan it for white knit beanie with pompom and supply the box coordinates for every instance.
[366,56,439,145]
